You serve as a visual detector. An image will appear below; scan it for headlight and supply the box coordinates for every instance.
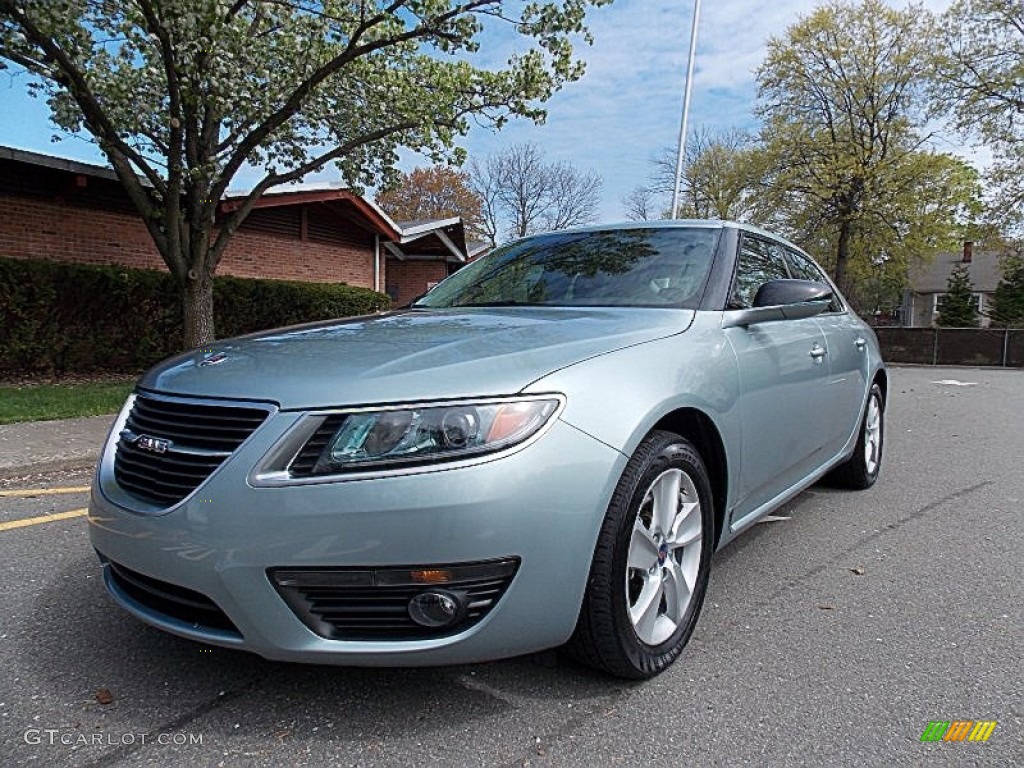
[251,396,563,484]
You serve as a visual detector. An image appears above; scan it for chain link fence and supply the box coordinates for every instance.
[873,328,1024,367]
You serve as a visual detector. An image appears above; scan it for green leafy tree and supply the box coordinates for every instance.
[647,128,761,221]
[932,0,1024,231]
[754,0,937,295]
[0,0,611,347]
[991,252,1024,327]
[824,153,982,313]
[936,263,979,327]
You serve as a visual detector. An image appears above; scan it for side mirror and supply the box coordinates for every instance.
[723,279,833,328]
[753,279,833,308]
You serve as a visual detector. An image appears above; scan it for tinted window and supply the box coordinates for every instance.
[417,228,721,309]
[730,236,790,308]
[783,248,824,282]
[783,247,843,312]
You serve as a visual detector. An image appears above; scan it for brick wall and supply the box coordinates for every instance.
[0,196,380,288]
[220,229,374,285]
[0,195,163,271]
[385,258,448,306]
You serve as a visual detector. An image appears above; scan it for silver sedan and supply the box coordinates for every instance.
[88,221,885,679]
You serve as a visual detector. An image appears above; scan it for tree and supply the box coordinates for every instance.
[467,154,504,247]
[468,142,601,242]
[648,128,761,221]
[765,151,983,313]
[622,185,655,221]
[0,0,612,347]
[991,252,1024,327]
[932,0,1024,231]
[937,263,979,327]
[376,165,484,237]
[755,0,935,295]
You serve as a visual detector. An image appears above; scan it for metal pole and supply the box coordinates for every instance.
[670,0,702,219]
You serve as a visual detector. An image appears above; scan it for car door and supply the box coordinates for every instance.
[782,246,869,456]
[723,235,831,522]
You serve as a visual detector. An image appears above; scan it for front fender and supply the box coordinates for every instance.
[522,311,742,507]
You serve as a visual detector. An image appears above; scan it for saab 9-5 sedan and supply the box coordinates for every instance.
[89,220,885,679]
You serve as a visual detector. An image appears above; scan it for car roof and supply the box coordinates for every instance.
[535,219,728,236]
[524,219,803,252]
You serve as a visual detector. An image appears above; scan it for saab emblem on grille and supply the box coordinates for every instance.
[135,435,170,454]
[199,351,228,367]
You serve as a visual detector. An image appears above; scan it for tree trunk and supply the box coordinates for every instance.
[182,276,215,349]
[834,219,851,297]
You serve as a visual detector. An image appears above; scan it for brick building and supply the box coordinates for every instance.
[0,145,471,307]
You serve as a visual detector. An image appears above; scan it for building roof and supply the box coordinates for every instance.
[396,217,461,236]
[466,240,491,259]
[908,250,1004,294]
[0,144,136,184]
[0,144,470,259]
[220,187,402,240]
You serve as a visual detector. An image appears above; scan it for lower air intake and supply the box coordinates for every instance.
[269,558,519,640]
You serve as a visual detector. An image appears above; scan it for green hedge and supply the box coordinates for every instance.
[0,257,390,376]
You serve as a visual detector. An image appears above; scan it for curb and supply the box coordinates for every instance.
[0,457,97,482]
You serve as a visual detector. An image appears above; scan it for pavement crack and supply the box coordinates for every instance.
[458,674,521,707]
[75,683,254,768]
[761,479,994,605]
[496,685,631,768]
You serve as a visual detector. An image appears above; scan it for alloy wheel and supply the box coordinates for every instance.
[625,468,703,646]
[864,392,882,475]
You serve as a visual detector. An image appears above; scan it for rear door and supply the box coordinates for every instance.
[724,235,831,521]
[782,246,869,455]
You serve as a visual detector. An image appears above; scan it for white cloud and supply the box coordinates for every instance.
[460,0,960,221]
[0,0,964,224]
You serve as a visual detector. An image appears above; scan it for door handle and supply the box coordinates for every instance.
[855,337,867,350]
[809,344,827,360]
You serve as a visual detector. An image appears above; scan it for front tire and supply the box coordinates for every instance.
[565,431,714,679]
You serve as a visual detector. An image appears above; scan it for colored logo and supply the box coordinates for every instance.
[920,720,997,742]
[657,541,668,566]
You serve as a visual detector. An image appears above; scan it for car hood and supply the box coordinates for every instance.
[139,307,694,409]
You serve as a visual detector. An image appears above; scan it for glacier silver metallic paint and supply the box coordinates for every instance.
[88,220,885,666]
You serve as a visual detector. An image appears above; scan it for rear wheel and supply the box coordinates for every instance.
[565,431,714,679]
[830,382,884,489]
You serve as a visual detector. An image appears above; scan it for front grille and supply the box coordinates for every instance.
[270,559,519,640]
[114,394,269,507]
[105,558,241,636]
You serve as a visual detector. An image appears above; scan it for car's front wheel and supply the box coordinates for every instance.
[566,431,714,679]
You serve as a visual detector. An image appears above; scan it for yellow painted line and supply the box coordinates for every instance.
[0,486,90,498]
[0,508,88,532]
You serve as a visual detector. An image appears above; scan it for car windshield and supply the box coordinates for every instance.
[415,227,722,309]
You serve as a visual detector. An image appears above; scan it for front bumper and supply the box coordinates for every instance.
[88,412,626,665]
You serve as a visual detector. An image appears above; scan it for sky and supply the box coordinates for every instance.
[0,0,968,222]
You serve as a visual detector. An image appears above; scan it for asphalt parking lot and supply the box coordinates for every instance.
[0,365,1020,767]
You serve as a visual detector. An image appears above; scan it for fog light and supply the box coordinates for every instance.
[408,590,465,628]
